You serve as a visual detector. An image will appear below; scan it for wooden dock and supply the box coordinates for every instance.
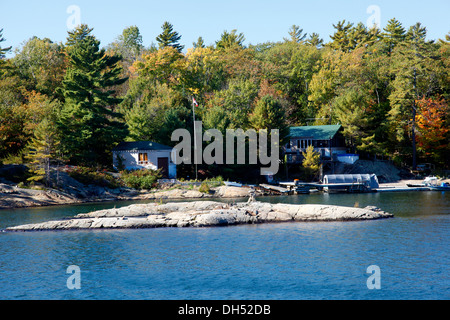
[257,181,435,196]
[257,184,292,195]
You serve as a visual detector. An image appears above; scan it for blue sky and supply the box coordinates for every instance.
[1,0,449,56]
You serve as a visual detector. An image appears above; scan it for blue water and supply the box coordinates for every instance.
[0,191,449,300]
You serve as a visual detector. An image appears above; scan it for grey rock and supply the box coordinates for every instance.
[6,201,393,232]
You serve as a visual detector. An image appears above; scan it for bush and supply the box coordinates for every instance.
[204,176,224,187]
[120,169,162,190]
[67,167,121,189]
[198,182,210,193]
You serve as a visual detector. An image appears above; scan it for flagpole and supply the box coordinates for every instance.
[192,97,198,181]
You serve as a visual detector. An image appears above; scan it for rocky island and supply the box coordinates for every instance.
[5,200,393,232]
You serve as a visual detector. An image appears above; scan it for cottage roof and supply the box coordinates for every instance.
[113,141,173,151]
[289,125,342,140]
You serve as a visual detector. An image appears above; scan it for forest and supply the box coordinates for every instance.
[0,19,449,183]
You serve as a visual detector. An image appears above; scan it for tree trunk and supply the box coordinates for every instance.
[412,68,417,170]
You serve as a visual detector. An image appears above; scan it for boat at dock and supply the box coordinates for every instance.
[278,174,378,194]
[428,185,450,191]
[408,176,450,191]
[260,175,449,195]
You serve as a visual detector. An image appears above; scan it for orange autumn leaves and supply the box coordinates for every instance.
[415,96,449,158]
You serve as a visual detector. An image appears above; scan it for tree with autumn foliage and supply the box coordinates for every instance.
[415,97,450,166]
[1,17,449,176]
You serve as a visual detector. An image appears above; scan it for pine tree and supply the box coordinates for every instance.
[305,33,323,48]
[439,32,450,44]
[156,21,184,52]
[0,28,12,75]
[329,20,354,52]
[284,25,307,43]
[382,18,406,54]
[26,118,59,186]
[406,22,427,43]
[58,24,127,166]
[388,24,440,170]
[193,36,205,49]
[334,88,372,153]
[216,30,245,49]
[0,28,11,58]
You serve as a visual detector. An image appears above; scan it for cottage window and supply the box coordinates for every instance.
[138,153,148,165]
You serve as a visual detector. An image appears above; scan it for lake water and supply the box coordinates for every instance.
[0,191,449,300]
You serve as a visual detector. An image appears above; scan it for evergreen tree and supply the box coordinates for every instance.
[250,95,289,144]
[156,21,184,52]
[439,32,450,44]
[334,88,373,153]
[305,33,323,48]
[58,24,127,166]
[0,28,12,75]
[284,25,307,43]
[26,118,60,186]
[406,22,428,43]
[329,20,354,52]
[350,23,369,48]
[382,18,406,54]
[0,28,11,58]
[193,36,205,49]
[216,30,245,49]
[388,24,441,169]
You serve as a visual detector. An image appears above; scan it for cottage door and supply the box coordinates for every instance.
[157,157,169,178]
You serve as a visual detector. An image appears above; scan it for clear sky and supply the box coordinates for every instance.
[1,0,449,56]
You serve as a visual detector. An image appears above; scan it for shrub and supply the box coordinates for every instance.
[198,182,210,193]
[301,145,321,181]
[120,169,162,190]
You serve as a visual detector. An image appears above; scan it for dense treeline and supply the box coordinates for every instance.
[0,19,449,183]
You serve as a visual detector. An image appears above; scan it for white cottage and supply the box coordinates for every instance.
[112,141,176,178]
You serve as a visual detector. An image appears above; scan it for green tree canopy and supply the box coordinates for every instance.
[216,30,245,49]
[284,25,307,43]
[250,95,289,144]
[58,24,128,166]
[382,18,406,54]
[13,37,66,98]
[156,21,184,52]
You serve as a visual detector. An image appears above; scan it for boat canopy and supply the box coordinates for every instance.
[323,174,379,189]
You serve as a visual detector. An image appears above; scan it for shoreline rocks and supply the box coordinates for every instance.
[5,201,393,232]
[0,185,254,210]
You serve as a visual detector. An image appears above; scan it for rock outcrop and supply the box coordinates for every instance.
[5,201,393,232]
